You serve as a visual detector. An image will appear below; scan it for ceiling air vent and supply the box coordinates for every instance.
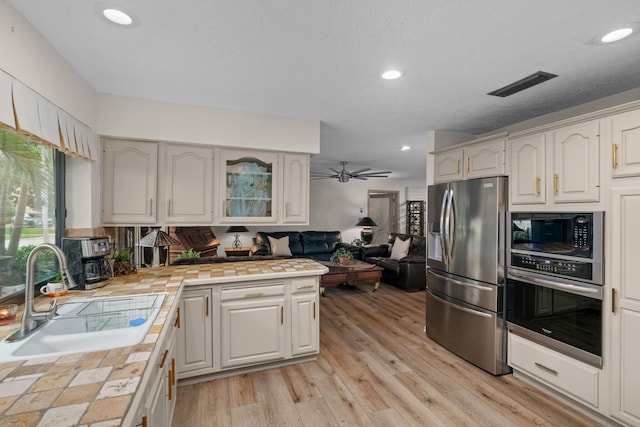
[487,71,558,97]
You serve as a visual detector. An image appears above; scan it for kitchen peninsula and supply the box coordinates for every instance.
[0,259,328,427]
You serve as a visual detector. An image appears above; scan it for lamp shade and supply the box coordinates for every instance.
[139,229,181,247]
[356,217,377,227]
[225,226,249,233]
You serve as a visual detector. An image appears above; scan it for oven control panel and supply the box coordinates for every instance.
[510,253,592,281]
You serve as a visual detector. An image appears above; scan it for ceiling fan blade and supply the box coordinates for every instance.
[311,171,338,177]
[349,167,371,175]
[353,176,368,180]
[329,168,341,174]
[356,171,392,176]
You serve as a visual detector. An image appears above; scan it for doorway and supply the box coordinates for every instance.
[367,190,399,245]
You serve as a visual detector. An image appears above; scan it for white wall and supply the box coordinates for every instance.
[97,94,321,154]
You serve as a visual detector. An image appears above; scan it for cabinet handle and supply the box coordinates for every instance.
[456,159,460,174]
[175,307,180,328]
[245,292,264,298]
[553,174,559,195]
[141,414,148,427]
[149,199,154,216]
[281,306,284,325]
[534,362,558,376]
[167,199,171,217]
[466,156,470,172]
[171,358,176,386]
[612,288,616,313]
[297,285,314,290]
[313,302,316,320]
[535,176,540,196]
[168,367,173,401]
[612,143,618,169]
[160,349,168,368]
[206,296,209,317]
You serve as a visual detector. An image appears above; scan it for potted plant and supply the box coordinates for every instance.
[113,248,134,276]
[330,247,354,265]
[176,249,201,260]
[40,270,68,296]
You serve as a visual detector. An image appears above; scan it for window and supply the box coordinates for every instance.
[0,129,64,303]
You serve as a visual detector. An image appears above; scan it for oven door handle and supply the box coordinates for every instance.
[428,269,494,292]
[508,271,601,298]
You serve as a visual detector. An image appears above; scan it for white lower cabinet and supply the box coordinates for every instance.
[177,288,214,378]
[508,332,600,409]
[140,306,178,427]
[176,276,320,381]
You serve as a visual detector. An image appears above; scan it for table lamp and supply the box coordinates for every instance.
[225,226,249,248]
[356,217,377,245]
[139,229,181,266]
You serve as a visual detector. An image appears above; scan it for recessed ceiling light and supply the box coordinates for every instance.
[382,70,402,80]
[103,8,133,25]
[601,28,633,43]
[401,145,411,151]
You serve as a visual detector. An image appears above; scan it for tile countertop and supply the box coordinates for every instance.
[0,259,328,427]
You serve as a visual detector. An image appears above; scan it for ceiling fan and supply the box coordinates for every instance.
[311,161,392,183]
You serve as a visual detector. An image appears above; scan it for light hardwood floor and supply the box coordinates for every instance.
[172,282,604,426]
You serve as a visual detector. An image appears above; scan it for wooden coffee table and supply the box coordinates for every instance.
[318,260,383,296]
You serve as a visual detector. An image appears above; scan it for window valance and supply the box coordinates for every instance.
[0,69,96,161]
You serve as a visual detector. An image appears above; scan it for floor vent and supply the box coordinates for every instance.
[487,71,558,97]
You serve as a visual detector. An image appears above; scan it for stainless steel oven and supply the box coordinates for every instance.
[506,212,604,367]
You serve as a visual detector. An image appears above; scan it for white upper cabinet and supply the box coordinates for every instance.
[282,153,309,224]
[509,133,546,205]
[103,139,158,224]
[217,148,280,224]
[508,120,601,210]
[609,109,640,179]
[164,144,214,224]
[434,136,505,183]
[550,120,600,203]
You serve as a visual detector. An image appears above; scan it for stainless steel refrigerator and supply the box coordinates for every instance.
[426,176,510,375]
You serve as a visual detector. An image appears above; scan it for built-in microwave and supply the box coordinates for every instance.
[508,212,603,285]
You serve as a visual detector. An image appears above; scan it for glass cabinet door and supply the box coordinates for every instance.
[220,149,279,223]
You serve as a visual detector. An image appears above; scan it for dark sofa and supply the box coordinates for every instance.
[251,231,360,261]
[360,233,426,292]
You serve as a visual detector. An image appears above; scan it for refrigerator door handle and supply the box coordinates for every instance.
[445,189,454,262]
[429,290,493,319]
[439,189,449,263]
[428,269,494,291]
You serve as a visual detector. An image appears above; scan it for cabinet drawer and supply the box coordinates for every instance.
[291,277,318,294]
[508,332,599,408]
[221,282,285,301]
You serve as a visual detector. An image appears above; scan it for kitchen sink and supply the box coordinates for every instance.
[0,292,167,360]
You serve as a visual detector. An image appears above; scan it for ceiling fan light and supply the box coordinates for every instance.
[401,145,411,151]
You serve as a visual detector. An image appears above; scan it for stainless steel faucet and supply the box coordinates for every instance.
[7,243,77,342]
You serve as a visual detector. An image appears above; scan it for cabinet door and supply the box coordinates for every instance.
[610,184,640,426]
[282,153,309,224]
[291,293,318,356]
[165,144,214,224]
[177,288,213,376]
[102,139,158,224]
[434,149,463,183]
[220,297,285,368]
[218,149,279,224]
[551,121,600,203]
[464,138,505,179]
[510,133,546,205]
[144,367,167,427]
[610,109,640,178]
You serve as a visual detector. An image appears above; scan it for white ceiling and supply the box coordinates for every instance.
[9,1,640,180]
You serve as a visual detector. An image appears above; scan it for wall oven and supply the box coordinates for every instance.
[506,212,604,367]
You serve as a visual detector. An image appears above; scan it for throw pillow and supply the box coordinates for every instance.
[268,235,292,257]
[390,236,411,260]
